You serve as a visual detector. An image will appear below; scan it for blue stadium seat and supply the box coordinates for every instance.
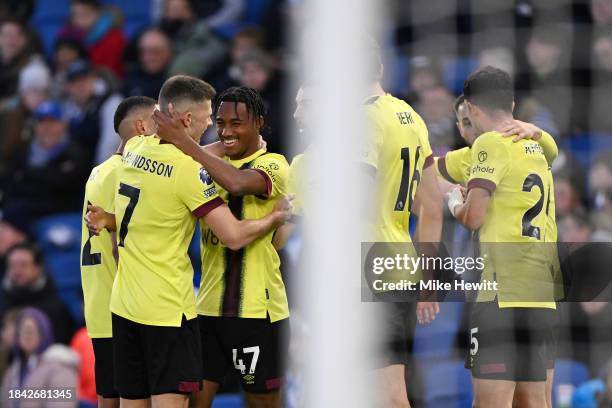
[562,133,612,169]
[552,359,590,408]
[420,359,472,408]
[413,302,464,360]
[212,393,244,408]
[102,0,151,39]
[32,212,84,324]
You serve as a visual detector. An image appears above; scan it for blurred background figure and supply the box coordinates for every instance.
[0,101,89,237]
[123,28,172,98]
[0,244,76,344]
[58,0,127,79]
[62,60,122,165]
[0,307,78,408]
[157,0,226,78]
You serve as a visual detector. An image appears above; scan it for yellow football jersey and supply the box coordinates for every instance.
[435,146,472,184]
[435,131,558,185]
[80,154,122,338]
[363,94,433,243]
[467,132,557,308]
[197,149,290,322]
[111,135,224,327]
[288,153,304,217]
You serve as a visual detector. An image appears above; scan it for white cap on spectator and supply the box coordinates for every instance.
[18,57,51,94]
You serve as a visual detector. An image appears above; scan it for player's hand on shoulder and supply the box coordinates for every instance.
[85,205,107,236]
[153,103,189,144]
[416,301,440,325]
[500,119,542,142]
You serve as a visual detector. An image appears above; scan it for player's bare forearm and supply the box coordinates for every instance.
[176,137,268,196]
[202,141,226,158]
[453,188,489,230]
[205,198,292,250]
[413,166,443,244]
[272,223,296,250]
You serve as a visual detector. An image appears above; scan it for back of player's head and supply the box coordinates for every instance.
[158,75,216,113]
[114,96,156,134]
[453,94,466,114]
[213,86,266,123]
[463,66,513,113]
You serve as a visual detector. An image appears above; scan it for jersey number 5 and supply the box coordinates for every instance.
[118,183,141,247]
[394,146,421,212]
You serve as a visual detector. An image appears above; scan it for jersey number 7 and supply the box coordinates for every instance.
[394,146,421,212]
[118,183,141,247]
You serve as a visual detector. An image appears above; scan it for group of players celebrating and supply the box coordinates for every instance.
[80,37,560,408]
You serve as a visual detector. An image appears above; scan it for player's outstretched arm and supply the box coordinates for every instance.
[154,106,269,196]
[203,197,292,250]
[500,120,558,165]
[85,205,117,235]
[449,186,490,230]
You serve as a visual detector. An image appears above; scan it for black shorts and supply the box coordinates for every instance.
[91,338,118,398]
[466,302,556,382]
[373,300,417,368]
[199,315,289,393]
[112,313,202,399]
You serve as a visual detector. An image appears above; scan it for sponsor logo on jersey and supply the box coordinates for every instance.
[478,151,488,163]
[472,164,495,174]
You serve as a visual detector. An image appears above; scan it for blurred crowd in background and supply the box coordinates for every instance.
[0,0,611,406]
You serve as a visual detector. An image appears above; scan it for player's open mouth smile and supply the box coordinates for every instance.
[221,138,238,148]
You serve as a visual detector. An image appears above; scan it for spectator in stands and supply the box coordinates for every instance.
[0,101,89,234]
[123,28,172,98]
[70,325,96,406]
[0,307,78,407]
[590,27,612,133]
[515,25,574,135]
[0,19,39,101]
[208,26,265,91]
[415,85,457,151]
[0,309,19,382]
[237,48,288,154]
[555,173,587,219]
[592,0,612,26]
[50,39,88,100]
[59,0,127,79]
[589,152,612,235]
[63,60,122,164]
[0,57,51,172]
[559,209,612,242]
[159,0,227,78]
[0,0,36,23]
[403,56,443,106]
[0,244,76,345]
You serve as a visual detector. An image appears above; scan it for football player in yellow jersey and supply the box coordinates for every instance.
[440,94,559,408]
[449,66,558,408]
[80,95,157,408]
[359,42,443,408]
[436,94,558,189]
[153,86,290,408]
[86,76,292,408]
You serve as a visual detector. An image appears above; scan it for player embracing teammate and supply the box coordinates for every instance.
[83,77,292,408]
